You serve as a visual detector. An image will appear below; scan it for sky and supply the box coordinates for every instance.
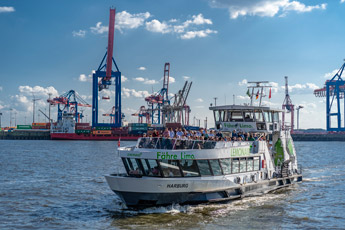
[1,0,345,129]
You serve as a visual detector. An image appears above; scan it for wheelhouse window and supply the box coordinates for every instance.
[232,158,239,173]
[220,158,232,174]
[254,110,264,122]
[273,112,279,122]
[247,157,254,171]
[159,160,182,177]
[254,157,260,170]
[240,158,247,173]
[244,111,254,122]
[124,158,143,176]
[197,160,213,176]
[180,160,200,177]
[264,111,272,123]
[209,159,223,176]
[230,111,244,122]
[141,159,161,177]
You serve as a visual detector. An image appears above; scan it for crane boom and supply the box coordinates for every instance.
[106,8,116,80]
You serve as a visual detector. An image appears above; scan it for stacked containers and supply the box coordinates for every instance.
[75,123,91,134]
[17,125,32,129]
[128,123,148,135]
[32,123,50,129]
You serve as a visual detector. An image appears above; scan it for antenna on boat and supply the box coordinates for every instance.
[247,81,271,106]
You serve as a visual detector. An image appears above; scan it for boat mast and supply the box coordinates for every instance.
[247,81,271,106]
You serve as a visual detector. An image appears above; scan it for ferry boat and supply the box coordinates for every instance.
[105,82,303,207]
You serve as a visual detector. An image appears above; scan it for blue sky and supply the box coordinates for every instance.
[1,0,345,128]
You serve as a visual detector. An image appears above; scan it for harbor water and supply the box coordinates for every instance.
[0,140,344,229]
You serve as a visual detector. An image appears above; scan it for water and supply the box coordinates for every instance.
[0,140,344,229]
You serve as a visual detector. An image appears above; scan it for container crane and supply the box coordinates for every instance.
[47,90,91,123]
[162,81,192,125]
[144,63,170,124]
[92,8,122,128]
[282,76,295,132]
[314,61,345,131]
[132,106,150,123]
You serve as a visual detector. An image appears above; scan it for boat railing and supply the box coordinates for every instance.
[136,137,252,150]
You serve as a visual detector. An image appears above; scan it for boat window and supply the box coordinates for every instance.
[214,110,220,122]
[159,160,182,177]
[197,160,213,176]
[220,158,232,174]
[226,110,231,122]
[180,160,200,177]
[244,111,254,122]
[230,111,243,122]
[126,158,143,176]
[209,159,223,176]
[240,158,246,173]
[138,137,159,149]
[232,158,240,173]
[264,111,272,123]
[254,110,264,122]
[141,159,161,177]
[220,110,226,122]
[254,157,260,170]
[273,112,279,122]
[175,139,195,150]
[247,157,254,171]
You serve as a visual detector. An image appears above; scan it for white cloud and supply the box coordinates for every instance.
[90,22,108,34]
[18,86,59,97]
[209,0,326,19]
[183,76,190,80]
[169,76,176,83]
[90,11,151,34]
[79,74,92,82]
[238,79,248,86]
[89,11,216,40]
[237,95,248,100]
[196,98,204,102]
[121,75,128,83]
[341,0,345,3]
[0,6,15,13]
[181,29,217,39]
[0,86,2,91]
[72,30,86,38]
[144,79,159,85]
[122,87,150,98]
[116,11,151,31]
[281,82,319,94]
[146,19,171,33]
[323,69,339,79]
[138,67,146,71]
[134,77,145,82]
[134,77,159,84]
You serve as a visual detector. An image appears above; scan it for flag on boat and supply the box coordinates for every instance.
[246,89,251,97]
[118,138,121,147]
[269,88,272,99]
[256,90,259,99]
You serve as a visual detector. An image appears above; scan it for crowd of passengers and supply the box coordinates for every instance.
[142,127,267,142]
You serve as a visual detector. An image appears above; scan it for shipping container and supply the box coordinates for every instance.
[75,129,91,134]
[32,122,47,126]
[128,130,146,135]
[17,125,32,129]
[92,130,112,135]
[166,123,182,129]
[129,123,148,128]
[95,126,112,130]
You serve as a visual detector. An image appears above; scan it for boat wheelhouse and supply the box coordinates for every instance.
[105,81,303,207]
